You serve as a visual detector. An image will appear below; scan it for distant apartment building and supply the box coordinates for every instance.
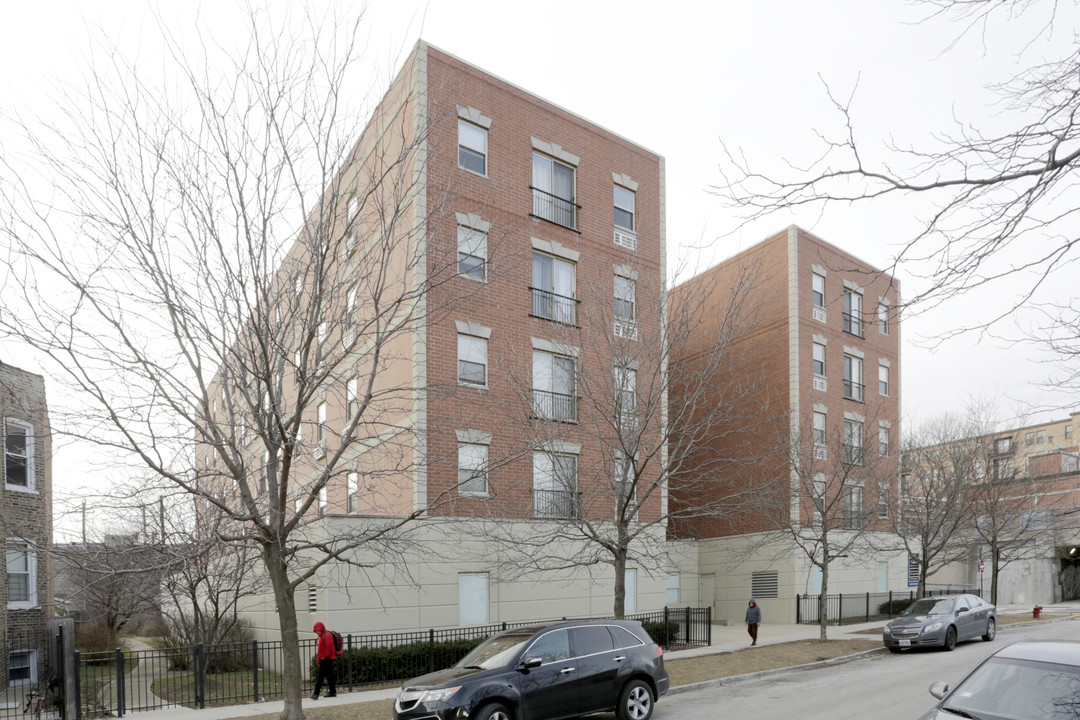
[669,227,905,624]
[1,361,53,689]
[206,41,671,637]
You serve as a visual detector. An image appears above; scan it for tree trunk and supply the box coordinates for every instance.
[613,549,626,619]
[990,545,1001,606]
[918,558,928,599]
[818,558,829,641]
[264,543,304,720]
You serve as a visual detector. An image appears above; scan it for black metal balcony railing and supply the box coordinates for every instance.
[842,444,865,466]
[532,389,578,422]
[533,488,581,519]
[530,287,579,325]
[842,312,864,337]
[843,379,865,402]
[531,186,579,230]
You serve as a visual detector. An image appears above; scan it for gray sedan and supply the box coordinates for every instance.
[882,594,996,652]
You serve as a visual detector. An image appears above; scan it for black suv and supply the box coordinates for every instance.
[392,619,670,720]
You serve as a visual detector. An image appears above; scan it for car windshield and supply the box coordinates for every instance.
[901,598,955,617]
[454,633,532,670]
[943,656,1080,720]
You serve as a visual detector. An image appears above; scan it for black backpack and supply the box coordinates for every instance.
[330,630,344,653]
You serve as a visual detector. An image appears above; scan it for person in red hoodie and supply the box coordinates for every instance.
[311,622,340,699]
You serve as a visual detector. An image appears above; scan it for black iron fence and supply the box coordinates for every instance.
[530,287,578,326]
[1,625,66,720]
[70,607,710,717]
[530,186,579,230]
[796,586,981,625]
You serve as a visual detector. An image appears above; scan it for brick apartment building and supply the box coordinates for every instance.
[1,361,53,689]
[669,227,906,624]
[214,41,672,637]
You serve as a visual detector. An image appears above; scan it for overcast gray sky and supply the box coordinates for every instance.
[3,0,1077,536]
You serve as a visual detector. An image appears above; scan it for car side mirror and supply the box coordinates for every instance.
[958,606,969,613]
[520,657,542,670]
[929,682,949,700]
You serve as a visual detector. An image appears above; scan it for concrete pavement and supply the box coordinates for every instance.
[121,601,1080,720]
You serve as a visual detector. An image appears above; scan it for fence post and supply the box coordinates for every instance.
[428,629,436,674]
[115,648,125,718]
[838,594,843,626]
[706,606,712,646]
[501,622,507,631]
[684,607,691,647]
[194,644,205,710]
[866,592,870,623]
[346,635,353,694]
[252,640,259,703]
[74,650,82,720]
[796,594,801,625]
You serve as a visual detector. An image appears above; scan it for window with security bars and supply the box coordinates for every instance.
[751,571,779,599]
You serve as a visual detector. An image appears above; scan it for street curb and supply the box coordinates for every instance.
[665,646,887,695]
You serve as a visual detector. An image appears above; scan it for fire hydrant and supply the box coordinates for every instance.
[1033,605,1043,619]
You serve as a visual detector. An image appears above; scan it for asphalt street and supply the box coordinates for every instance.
[653,620,1076,720]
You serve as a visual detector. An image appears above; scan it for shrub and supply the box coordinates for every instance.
[160,620,255,673]
[641,620,679,647]
[75,618,120,654]
[878,598,914,617]
[311,637,485,686]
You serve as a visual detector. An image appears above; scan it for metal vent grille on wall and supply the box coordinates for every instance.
[308,586,318,613]
[613,229,637,250]
[751,570,779,599]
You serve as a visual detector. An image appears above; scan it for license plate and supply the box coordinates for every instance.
[899,639,911,647]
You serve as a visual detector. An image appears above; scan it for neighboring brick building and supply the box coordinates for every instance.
[1,361,53,689]
[669,227,905,623]
[212,41,671,637]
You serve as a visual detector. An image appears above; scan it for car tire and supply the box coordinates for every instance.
[943,627,957,652]
[982,619,996,642]
[474,702,512,720]
[617,679,654,720]
[886,646,901,653]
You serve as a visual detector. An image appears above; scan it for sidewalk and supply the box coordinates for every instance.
[123,601,1080,720]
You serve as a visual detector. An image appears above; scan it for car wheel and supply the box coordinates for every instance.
[982,618,996,642]
[474,702,512,720]
[617,679,654,720]
[943,627,957,652]
[886,646,901,653]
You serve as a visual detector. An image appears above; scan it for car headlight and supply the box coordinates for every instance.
[924,621,943,633]
[420,686,462,704]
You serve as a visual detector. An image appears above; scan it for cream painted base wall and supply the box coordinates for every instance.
[238,518,684,642]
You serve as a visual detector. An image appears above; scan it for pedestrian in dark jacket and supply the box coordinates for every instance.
[311,621,341,699]
[745,599,762,646]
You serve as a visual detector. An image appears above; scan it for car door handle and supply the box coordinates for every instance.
[560,667,575,675]
[613,656,626,662]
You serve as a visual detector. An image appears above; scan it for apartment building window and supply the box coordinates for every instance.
[260,451,270,494]
[343,285,357,347]
[459,573,489,625]
[879,425,890,457]
[6,543,36,608]
[458,333,488,387]
[812,474,826,528]
[614,184,635,231]
[996,437,1013,454]
[533,351,576,422]
[347,471,358,514]
[843,419,864,465]
[844,484,864,530]
[843,354,864,402]
[1026,432,1035,446]
[812,342,826,376]
[532,252,577,325]
[532,153,577,229]
[843,288,863,337]
[4,420,34,491]
[316,402,327,449]
[8,650,35,685]
[615,365,637,430]
[316,321,328,366]
[1037,429,1047,444]
[343,195,359,258]
[878,363,889,396]
[346,376,358,426]
[458,442,489,495]
[533,451,579,518]
[1067,425,1073,440]
[813,411,827,460]
[458,226,487,280]
[878,302,889,335]
[615,450,637,521]
[878,482,890,518]
[318,487,327,517]
[812,273,825,308]
[993,457,1013,481]
[614,276,636,323]
[458,120,487,175]
[665,573,681,604]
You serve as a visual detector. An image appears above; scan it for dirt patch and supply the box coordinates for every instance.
[665,638,880,686]
[294,699,395,720]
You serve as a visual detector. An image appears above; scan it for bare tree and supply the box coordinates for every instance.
[714,0,1080,334]
[0,12,469,720]
[477,259,767,618]
[895,413,979,598]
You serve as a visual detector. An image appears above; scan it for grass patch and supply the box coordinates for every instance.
[300,699,395,720]
[151,670,283,708]
[665,638,880,687]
